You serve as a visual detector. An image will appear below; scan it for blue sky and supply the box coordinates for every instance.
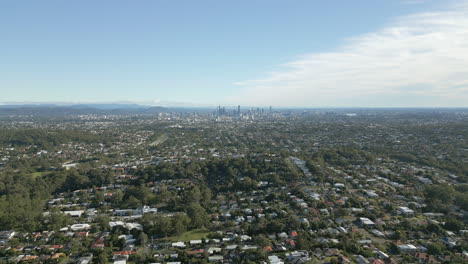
[1,0,467,107]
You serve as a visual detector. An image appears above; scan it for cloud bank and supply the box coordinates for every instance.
[233,1,468,107]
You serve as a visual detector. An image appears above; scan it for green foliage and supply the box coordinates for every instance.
[424,184,468,212]
[0,128,114,148]
[137,232,148,246]
[427,242,444,255]
[186,203,209,229]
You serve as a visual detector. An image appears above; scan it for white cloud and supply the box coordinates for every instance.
[401,0,431,5]
[232,1,468,107]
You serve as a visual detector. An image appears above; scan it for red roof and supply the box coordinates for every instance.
[263,246,273,252]
[92,243,105,248]
[289,231,298,237]
[112,251,137,255]
[187,249,205,255]
[50,245,64,249]
[21,255,38,261]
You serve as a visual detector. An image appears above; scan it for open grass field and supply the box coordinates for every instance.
[30,171,49,178]
[166,229,210,242]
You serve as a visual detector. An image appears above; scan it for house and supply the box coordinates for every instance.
[187,249,205,256]
[354,255,370,264]
[358,217,375,228]
[313,248,323,257]
[189,240,202,246]
[299,218,310,227]
[398,244,418,253]
[20,255,38,262]
[268,255,284,264]
[440,237,457,248]
[124,223,143,231]
[74,232,89,237]
[111,251,137,258]
[70,224,91,231]
[51,253,66,260]
[397,206,414,217]
[240,235,252,241]
[285,250,311,263]
[289,231,299,237]
[49,245,65,251]
[171,242,186,248]
[325,248,340,257]
[338,255,351,263]
[241,245,257,251]
[208,255,223,263]
[285,239,296,247]
[91,242,105,250]
[207,247,222,255]
[263,246,273,252]
[374,250,389,259]
[0,231,15,244]
[77,256,93,264]
[371,229,385,237]
[118,235,135,246]
[225,245,238,251]
[365,191,379,198]
[63,210,85,218]
[277,232,288,239]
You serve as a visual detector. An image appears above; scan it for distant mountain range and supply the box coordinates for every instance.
[0,104,172,117]
[0,103,152,109]
[0,103,223,117]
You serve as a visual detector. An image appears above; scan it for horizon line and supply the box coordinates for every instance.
[0,102,468,110]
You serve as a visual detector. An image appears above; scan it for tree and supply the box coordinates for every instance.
[138,232,148,246]
[254,234,270,247]
[43,209,72,231]
[125,196,142,208]
[444,219,463,232]
[186,203,209,229]
[112,189,124,205]
[95,215,110,231]
[142,214,173,237]
[424,185,455,204]
[98,252,108,264]
[94,191,105,205]
[200,186,212,208]
[183,186,201,204]
[427,243,444,255]
[426,223,444,235]
[393,229,407,242]
[173,213,190,235]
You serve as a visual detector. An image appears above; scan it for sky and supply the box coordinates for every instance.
[1,0,467,107]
